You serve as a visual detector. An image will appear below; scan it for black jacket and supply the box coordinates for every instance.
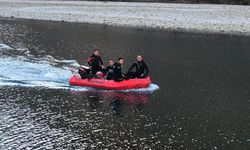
[87,54,103,74]
[127,60,149,78]
[113,63,124,81]
[104,65,114,80]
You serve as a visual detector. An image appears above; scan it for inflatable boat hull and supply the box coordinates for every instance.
[69,75,151,90]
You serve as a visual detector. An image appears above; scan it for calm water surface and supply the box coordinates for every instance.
[0,18,250,149]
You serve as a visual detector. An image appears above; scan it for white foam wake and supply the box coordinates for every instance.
[0,57,72,89]
[0,44,13,49]
[122,84,159,93]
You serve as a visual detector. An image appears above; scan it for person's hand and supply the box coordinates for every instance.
[101,65,105,69]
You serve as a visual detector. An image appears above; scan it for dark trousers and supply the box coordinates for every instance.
[127,72,146,79]
[127,72,137,79]
[79,69,96,79]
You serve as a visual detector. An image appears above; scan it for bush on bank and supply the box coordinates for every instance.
[208,0,250,5]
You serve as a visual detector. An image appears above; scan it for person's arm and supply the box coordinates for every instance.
[127,63,136,74]
[115,64,123,78]
[99,57,103,66]
[99,57,104,69]
[113,65,119,77]
[87,56,92,66]
[144,62,149,77]
[119,67,125,79]
[118,66,123,76]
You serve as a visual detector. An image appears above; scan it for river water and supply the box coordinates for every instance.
[0,18,249,150]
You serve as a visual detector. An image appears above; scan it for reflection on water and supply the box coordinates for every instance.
[81,91,149,116]
[0,18,250,149]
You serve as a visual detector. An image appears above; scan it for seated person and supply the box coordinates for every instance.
[113,57,126,82]
[104,59,114,80]
[87,49,104,74]
[127,55,149,79]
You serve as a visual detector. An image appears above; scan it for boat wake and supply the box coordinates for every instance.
[0,44,159,92]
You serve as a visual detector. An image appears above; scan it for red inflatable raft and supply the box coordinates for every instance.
[69,75,151,90]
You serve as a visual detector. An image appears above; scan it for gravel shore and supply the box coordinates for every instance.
[0,0,250,35]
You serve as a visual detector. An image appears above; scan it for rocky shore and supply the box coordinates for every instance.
[0,0,250,35]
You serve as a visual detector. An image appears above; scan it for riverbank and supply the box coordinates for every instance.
[0,0,250,36]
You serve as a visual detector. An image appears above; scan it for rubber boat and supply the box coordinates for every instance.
[69,75,151,90]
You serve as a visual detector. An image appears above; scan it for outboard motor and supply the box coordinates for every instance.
[78,65,91,79]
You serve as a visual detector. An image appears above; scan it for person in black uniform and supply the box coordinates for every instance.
[87,49,104,74]
[113,57,126,82]
[104,59,114,80]
[127,55,149,79]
